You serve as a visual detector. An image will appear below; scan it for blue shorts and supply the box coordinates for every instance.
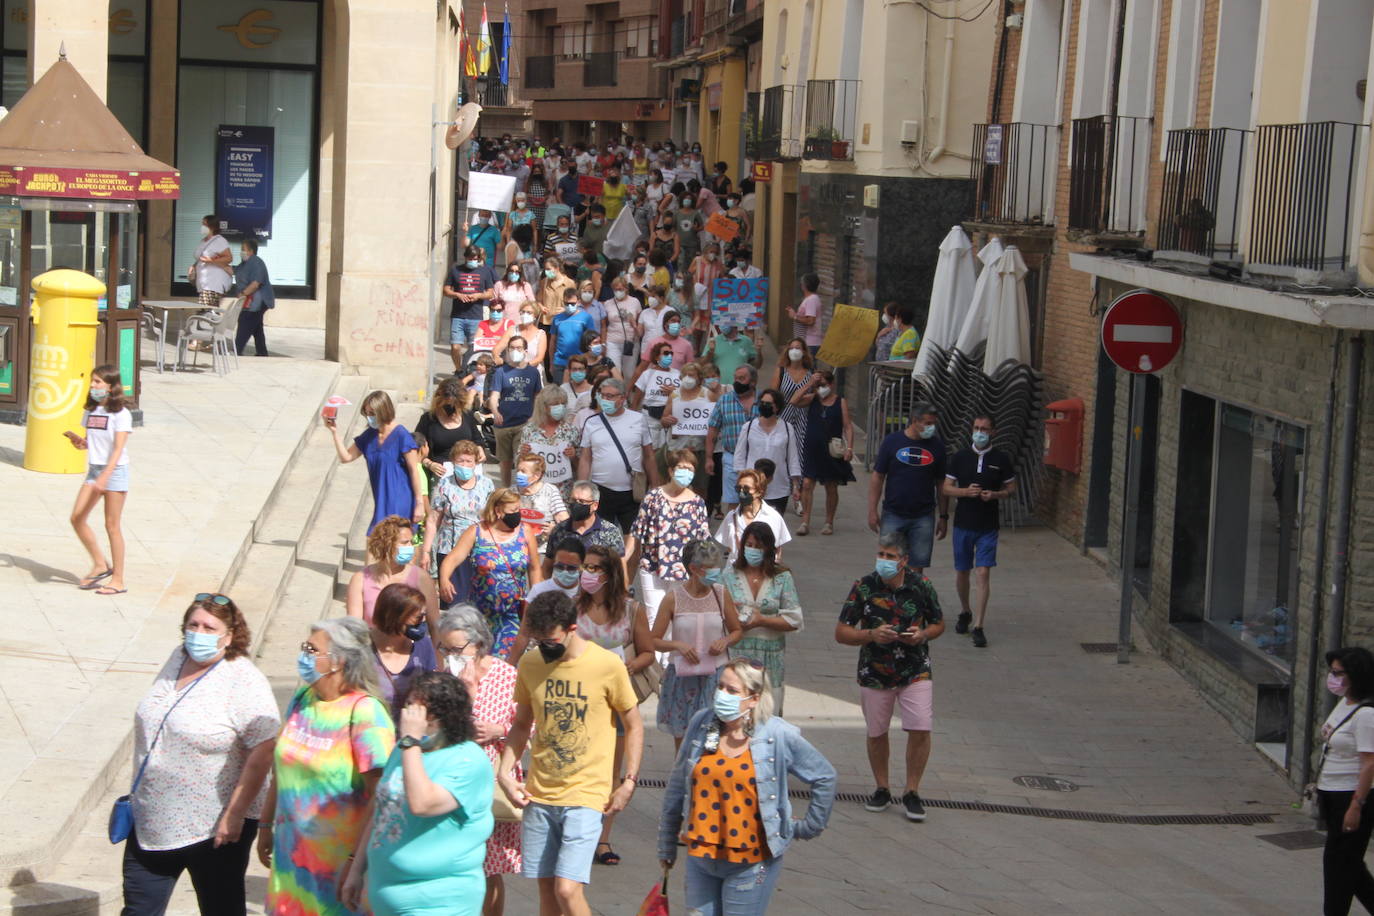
[881,510,935,569]
[521,803,603,884]
[450,315,482,346]
[85,463,129,492]
[952,527,998,571]
[721,451,739,501]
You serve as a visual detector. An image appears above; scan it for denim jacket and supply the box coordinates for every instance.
[657,709,836,864]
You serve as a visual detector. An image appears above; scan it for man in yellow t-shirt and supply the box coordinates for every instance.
[499,591,642,915]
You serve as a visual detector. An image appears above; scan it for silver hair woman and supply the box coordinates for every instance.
[433,602,527,895]
[258,617,395,914]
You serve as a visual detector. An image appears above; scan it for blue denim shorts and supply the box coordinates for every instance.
[721,451,739,501]
[880,510,935,568]
[952,526,999,571]
[521,803,603,884]
[450,315,483,346]
[85,462,129,492]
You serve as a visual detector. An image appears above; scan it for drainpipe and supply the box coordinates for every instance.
[926,17,957,162]
[1328,333,1364,658]
[1301,331,1342,785]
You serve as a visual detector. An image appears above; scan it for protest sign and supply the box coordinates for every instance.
[577,175,605,196]
[468,171,516,212]
[817,304,880,367]
[711,277,767,329]
[703,211,739,241]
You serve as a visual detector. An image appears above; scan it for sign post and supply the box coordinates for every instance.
[1100,289,1183,664]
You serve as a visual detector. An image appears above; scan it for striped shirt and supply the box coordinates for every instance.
[708,391,760,454]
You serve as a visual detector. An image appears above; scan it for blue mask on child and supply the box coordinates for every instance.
[570,370,587,383]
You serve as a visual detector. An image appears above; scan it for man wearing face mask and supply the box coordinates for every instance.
[639,308,696,370]
[868,403,949,577]
[528,537,587,603]
[489,341,542,486]
[540,481,626,579]
[443,244,498,372]
[835,532,945,823]
[543,216,582,269]
[577,378,659,533]
[705,365,760,516]
[497,592,643,916]
[940,415,1017,648]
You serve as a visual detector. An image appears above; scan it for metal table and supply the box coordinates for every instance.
[140,300,204,373]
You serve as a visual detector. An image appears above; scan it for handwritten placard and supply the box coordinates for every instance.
[703,211,739,241]
[577,175,605,197]
[468,171,517,212]
[816,303,879,367]
[711,277,768,329]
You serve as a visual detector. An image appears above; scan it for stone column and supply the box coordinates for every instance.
[28,0,109,98]
[325,0,439,398]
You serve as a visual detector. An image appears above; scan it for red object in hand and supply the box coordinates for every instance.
[635,876,670,916]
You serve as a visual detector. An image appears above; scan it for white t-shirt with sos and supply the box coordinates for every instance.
[83,405,132,466]
[635,367,680,409]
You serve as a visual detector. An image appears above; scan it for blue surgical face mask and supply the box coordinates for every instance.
[549,404,567,420]
[570,370,587,383]
[591,344,604,356]
[466,260,479,269]
[297,650,324,684]
[920,424,936,440]
[672,467,695,488]
[667,321,681,335]
[552,567,581,588]
[598,397,617,414]
[515,472,531,488]
[395,544,415,565]
[365,415,379,429]
[743,546,765,567]
[453,464,476,482]
[971,430,991,448]
[700,566,723,585]
[90,386,109,401]
[713,689,743,721]
[875,557,901,580]
[184,630,222,663]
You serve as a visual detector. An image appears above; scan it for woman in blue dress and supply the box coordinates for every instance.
[328,390,426,533]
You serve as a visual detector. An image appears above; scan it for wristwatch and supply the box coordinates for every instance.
[398,735,424,750]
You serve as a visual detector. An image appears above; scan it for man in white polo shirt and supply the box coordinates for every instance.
[577,378,659,532]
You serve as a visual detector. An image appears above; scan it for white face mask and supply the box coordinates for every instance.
[520,312,535,325]
[788,348,804,362]
[446,654,469,676]
[647,296,660,308]
[818,385,832,398]
[613,289,627,300]
[200,225,212,238]
[581,291,594,303]
[680,376,699,390]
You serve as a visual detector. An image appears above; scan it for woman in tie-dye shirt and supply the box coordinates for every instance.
[259,618,395,916]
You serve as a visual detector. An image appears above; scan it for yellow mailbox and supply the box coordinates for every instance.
[23,270,106,474]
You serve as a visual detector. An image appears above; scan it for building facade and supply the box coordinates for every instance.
[971,0,1374,785]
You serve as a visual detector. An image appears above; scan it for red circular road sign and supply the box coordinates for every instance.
[1100,289,1183,374]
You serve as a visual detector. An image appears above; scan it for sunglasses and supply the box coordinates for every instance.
[196,593,231,606]
[736,657,766,671]
[299,641,331,656]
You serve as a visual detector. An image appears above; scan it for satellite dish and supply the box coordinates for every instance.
[445,102,483,150]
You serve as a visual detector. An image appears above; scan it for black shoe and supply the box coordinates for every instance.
[902,791,926,822]
[955,611,972,634]
[972,627,988,648]
[864,787,892,812]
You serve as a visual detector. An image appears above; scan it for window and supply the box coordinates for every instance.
[556,23,588,59]
[617,17,657,58]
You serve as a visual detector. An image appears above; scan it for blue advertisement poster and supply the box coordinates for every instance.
[215,125,274,238]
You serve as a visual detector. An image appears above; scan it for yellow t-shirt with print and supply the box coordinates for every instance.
[514,641,636,809]
[601,181,628,219]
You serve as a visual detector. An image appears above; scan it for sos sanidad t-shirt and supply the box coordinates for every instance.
[513,641,636,809]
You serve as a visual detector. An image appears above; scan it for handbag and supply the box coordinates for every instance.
[599,413,647,500]
[631,661,665,704]
[109,659,221,843]
[491,779,524,823]
[828,437,847,460]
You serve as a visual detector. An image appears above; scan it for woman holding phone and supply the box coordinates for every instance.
[67,364,132,596]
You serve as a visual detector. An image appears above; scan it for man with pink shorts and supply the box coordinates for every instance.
[834,532,945,822]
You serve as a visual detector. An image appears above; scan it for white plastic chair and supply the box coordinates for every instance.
[176,297,242,375]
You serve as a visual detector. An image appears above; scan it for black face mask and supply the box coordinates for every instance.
[568,501,592,522]
[736,488,755,504]
[537,639,567,663]
[501,510,523,530]
[733,380,752,396]
[759,402,777,419]
[404,622,428,642]
[442,403,457,417]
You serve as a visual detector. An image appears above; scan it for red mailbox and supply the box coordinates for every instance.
[1044,398,1084,473]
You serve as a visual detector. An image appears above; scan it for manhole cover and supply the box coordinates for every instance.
[1257,830,1326,850]
[1013,775,1080,792]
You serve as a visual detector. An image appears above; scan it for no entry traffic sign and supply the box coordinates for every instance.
[1101,289,1183,374]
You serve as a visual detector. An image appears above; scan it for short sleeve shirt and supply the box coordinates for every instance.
[794,293,823,347]
[838,571,943,689]
[946,447,1016,531]
[490,365,542,428]
[447,265,499,319]
[579,409,653,490]
[131,652,281,850]
[635,366,681,408]
[874,430,947,520]
[430,473,496,554]
[83,405,133,466]
[709,335,756,382]
[542,516,626,559]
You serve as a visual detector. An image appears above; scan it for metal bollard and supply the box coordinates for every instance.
[23,269,107,474]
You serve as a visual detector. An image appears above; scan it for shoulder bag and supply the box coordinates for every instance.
[109,659,221,843]
[629,598,665,704]
[599,413,648,500]
[1304,701,1372,825]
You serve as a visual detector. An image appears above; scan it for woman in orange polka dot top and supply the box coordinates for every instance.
[657,658,836,913]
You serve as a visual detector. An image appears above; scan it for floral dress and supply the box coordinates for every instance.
[629,488,711,582]
[472,658,522,876]
[722,567,803,712]
[470,525,534,657]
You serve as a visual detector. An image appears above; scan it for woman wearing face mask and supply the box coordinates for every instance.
[715,468,791,564]
[464,211,502,266]
[651,538,743,749]
[435,607,522,915]
[415,378,482,488]
[493,266,534,319]
[328,389,425,534]
[630,341,682,448]
[526,163,551,228]
[734,388,802,515]
[575,244,606,301]
[771,337,814,442]
[580,328,622,381]
[791,368,855,536]
[651,219,680,273]
[260,618,393,915]
[68,365,133,595]
[559,354,595,412]
[639,283,671,346]
[120,594,279,916]
[604,275,643,377]
[657,660,834,915]
[645,168,667,206]
[187,213,233,317]
[348,515,438,627]
[493,301,550,381]
[708,161,731,197]
[368,583,440,722]
[626,450,712,638]
[874,301,901,358]
[674,193,703,274]
[574,278,606,336]
[503,193,538,259]
[518,387,579,497]
[513,453,569,550]
[721,522,801,712]
[660,362,716,490]
[722,193,751,248]
[688,243,723,353]
[536,256,575,337]
[1315,647,1374,915]
[641,308,696,371]
[438,489,543,658]
[424,441,494,610]
[626,254,651,292]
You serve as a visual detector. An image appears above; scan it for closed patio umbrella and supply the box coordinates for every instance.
[982,245,1032,376]
[913,226,977,378]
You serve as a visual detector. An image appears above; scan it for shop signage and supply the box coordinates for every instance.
[216,125,274,237]
[0,165,179,199]
[751,162,773,182]
[711,277,767,329]
[219,9,282,48]
[1100,289,1183,373]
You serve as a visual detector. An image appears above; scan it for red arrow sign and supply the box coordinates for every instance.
[1101,289,1183,374]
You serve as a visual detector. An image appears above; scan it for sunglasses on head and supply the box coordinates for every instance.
[736,658,766,671]
[196,593,231,606]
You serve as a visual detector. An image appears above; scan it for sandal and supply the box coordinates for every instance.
[821,523,834,536]
[796,523,809,536]
[78,568,113,590]
[594,842,621,865]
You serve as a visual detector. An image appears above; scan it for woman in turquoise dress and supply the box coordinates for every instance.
[436,488,543,659]
[327,390,425,534]
[720,521,802,713]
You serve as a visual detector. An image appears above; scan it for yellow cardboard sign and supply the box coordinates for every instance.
[816,303,878,367]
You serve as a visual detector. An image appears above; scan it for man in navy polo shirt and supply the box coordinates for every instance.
[868,403,950,575]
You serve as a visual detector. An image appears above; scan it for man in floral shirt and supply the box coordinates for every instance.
[834,531,945,824]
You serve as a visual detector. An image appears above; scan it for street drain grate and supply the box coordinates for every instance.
[1081,642,1130,653]
[1257,830,1327,850]
[1014,775,1079,792]
[632,778,1273,826]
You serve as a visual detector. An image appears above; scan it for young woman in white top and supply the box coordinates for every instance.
[714,469,791,563]
[638,284,670,350]
[66,365,132,595]
[1317,647,1374,914]
[630,341,681,449]
[733,388,803,513]
[603,276,643,380]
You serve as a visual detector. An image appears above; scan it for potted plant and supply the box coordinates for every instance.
[804,126,839,160]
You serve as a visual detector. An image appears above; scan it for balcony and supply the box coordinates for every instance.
[1249,121,1368,273]
[525,55,555,90]
[1156,128,1251,260]
[802,79,859,162]
[969,122,1058,226]
[584,51,617,87]
[756,84,805,161]
[1068,115,1152,235]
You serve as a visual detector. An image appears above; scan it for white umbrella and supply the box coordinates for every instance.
[951,236,1005,354]
[981,245,1032,375]
[913,226,977,378]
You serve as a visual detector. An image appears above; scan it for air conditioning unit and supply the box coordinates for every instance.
[900,120,920,145]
